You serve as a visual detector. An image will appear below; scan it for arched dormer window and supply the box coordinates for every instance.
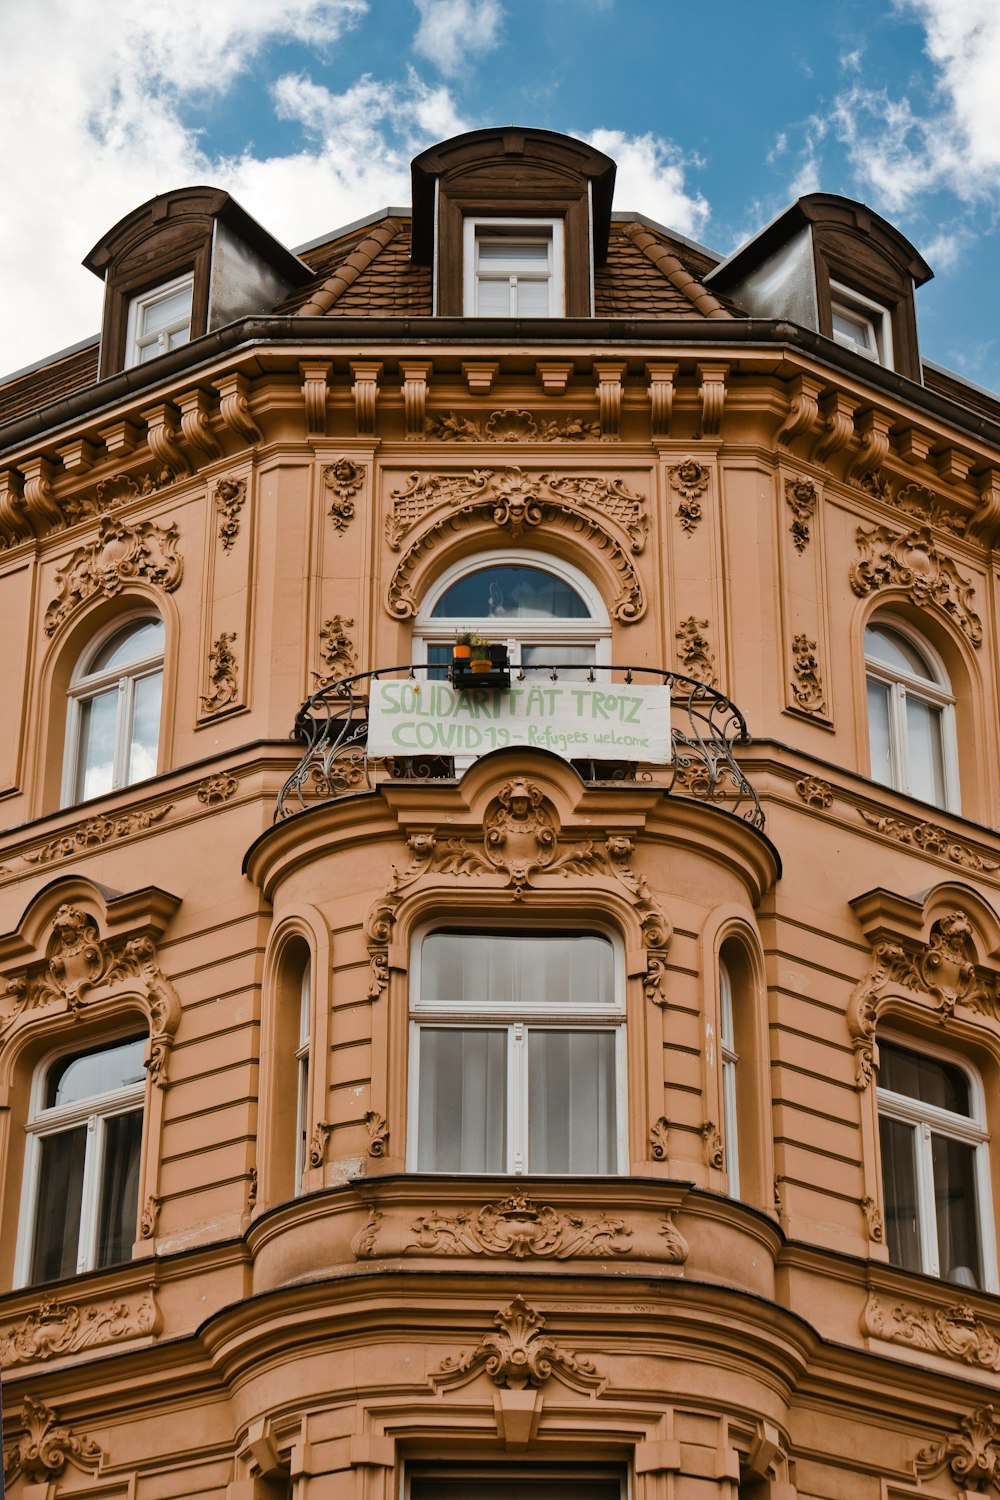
[63,615,165,806]
[864,618,958,810]
[415,550,610,679]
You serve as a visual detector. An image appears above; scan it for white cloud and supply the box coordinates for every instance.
[583,129,711,240]
[412,0,504,77]
[0,0,472,378]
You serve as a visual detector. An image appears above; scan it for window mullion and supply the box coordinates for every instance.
[78,1113,101,1273]
[915,1122,939,1276]
[892,682,909,792]
[510,1024,525,1173]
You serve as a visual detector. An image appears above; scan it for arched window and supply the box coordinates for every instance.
[877,1035,996,1289]
[63,615,165,805]
[16,1034,146,1285]
[865,619,958,810]
[415,551,610,679]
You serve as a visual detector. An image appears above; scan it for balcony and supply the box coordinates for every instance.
[275,664,764,829]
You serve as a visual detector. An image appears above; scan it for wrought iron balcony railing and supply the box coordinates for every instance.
[275,664,764,829]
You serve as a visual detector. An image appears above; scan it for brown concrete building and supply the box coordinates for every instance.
[3,126,1000,1499]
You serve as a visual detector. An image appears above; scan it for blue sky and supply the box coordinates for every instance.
[4,0,1000,390]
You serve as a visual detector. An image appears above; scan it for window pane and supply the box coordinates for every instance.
[866,676,893,787]
[412,1483,621,1499]
[520,643,596,680]
[931,1133,982,1288]
[75,687,119,800]
[478,278,513,316]
[879,1115,922,1272]
[514,279,551,316]
[89,619,164,674]
[478,239,550,270]
[905,694,946,805]
[48,1036,146,1108]
[865,625,935,681]
[139,284,192,337]
[128,670,162,782]
[417,1028,507,1172]
[422,932,614,1008]
[30,1127,86,1282]
[432,566,592,620]
[879,1041,971,1116]
[95,1109,143,1267]
[528,1030,617,1173]
[832,304,878,355]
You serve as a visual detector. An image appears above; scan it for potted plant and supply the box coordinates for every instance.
[469,633,493,673]
[452,630,473,663]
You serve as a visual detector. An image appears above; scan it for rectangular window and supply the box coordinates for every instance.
[125,273,194,367]
[409,1466,624,1499]
[464,218,564,316]
[410,930,623,1174]
[830,280,892,365]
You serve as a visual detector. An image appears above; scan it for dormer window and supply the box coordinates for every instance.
[125,273,194,367]
[830,281,891,364]
[464,219,564,316]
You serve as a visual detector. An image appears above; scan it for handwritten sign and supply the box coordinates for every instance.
[368,679,672,763]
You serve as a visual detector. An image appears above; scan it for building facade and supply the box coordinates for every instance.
[2,126,1000,1499]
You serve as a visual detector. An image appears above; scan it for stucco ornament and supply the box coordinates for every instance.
[893,480,967,536]
[795,775,833,809]
[0,911,180,1083]
[3,1396,103,1484]
[322,457,365,530]
[213,475,247,551]
[675,616,717,686]
[669,458,709,532]
[915,1405,1000,1491]
[790,633,826,714]
[314,615,357,684]
[61,468,163,527]
[432,1296,605,1393]
[44,515,183,635]
[23,803,172,865]
[849,525,982,647]
[364,1109,389,1156]
[702,1120,724,1169]
[200,631,240,715]
[0,1288,159,1368]
[862,1296,1000,1372]
[383,465,647,621]
[784,476,818,552]
[426,409,601,442]
[859,808,999,873]
[195,773,238,806]
[848,913,994,1087]
[861,1195,884,1242]
[648,1116,670,1160]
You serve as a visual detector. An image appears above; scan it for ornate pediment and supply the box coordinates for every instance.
[432,1296,605,1393]
[44,514,183,635]
[849,524,981,646]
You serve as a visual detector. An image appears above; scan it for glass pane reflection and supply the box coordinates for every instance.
[432,566,591,620]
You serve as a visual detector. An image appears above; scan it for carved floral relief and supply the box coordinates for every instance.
[213,475,247,551]
[675,616,717,686]
[23,803,172,865]
[862,1295,1000,1371]
[432,1296,604,1393]
[914,1405,1000,1491]
[795,775,833,808]
[44,516,183,636]
[3,1396,103,1484]
[314,615,358,684]
[784,477,818,553]
[850,525,982,647]
[859,808,999,872]
[426,409,600,442]
[0,1288,159,1368]
[893,481,967,536]
[200,631,240,715]
[668,458,710,533]
[323,458,365,530]
[790,633,826,714]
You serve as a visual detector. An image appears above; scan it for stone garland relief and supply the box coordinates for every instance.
[784,477,818,553]
[848,911,996,1087]
[44,515,184,636]
[861,1295,1000,1372]
[23,803,172,866]
[0,904,180,1083]
[323,457,365,531]
[859,807,999,873]
[914,1405,1000,1491]
[668,457,710,533]
[200,631,240,715]
[362,778,671,1008]
[431,1296,605,1394]
[213,475,247,552]
[0,1288,160,1368]
[426,409,601,442]
[849,525,982,647]
[789,633,826,715]
[352,1192,688,1265]
[3,1396,103,1485]
[314,614,358,684]
[675,616,717,686]
[383,466,647,623]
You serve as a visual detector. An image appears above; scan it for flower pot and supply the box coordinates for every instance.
[452,644,472,661]
[471,658,492,673]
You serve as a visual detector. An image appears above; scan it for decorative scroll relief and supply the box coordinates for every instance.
[848,912,996,1087]
[314,615,357,684]
[849,525,982,648]
[44,515,183,636]
[23,803,172,866]
[323,457,365,531]
[427,410,601,443]
[0,1288,159,1368]
[200,631,240,715]
[915,1405,1000,1491]
[893,480,968,536]
[0,906,180,1083]
[3,1396,103,1485]
[61,468,166,528]
[790,634,826,714]
[668,458,710,534]
[365,1109,389,1156]
[675,617,717,686]
[862,1295,1000,1372]
[859,808,999,873]
[213,475,247,552]
[432,1296,605,1394]
[386,464,647,554]
[352,1192,688,1264]
[362,780,671,1005]
[784,477,818,553]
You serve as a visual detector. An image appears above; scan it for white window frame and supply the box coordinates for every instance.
[124,271,194,368]
[295,962,311,1191]
[406,1465,627,1499]
[719,957,740,1198]
[830,279,892,365]
[864,617,959,812]
[62,613,165,808]
[15,1035,146,1287]
[414,548,611,671]
[407,924,627,1176]
[877,1030,997,1292]
[463,216,565,317]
